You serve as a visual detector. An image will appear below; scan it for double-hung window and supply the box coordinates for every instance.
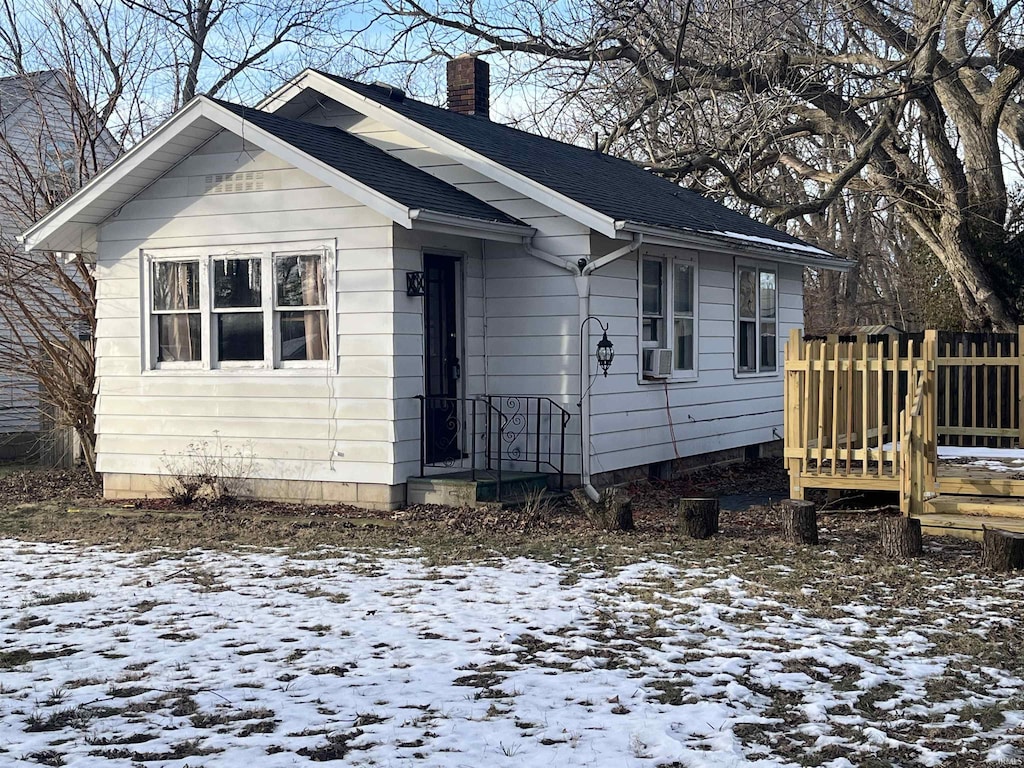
[736,263,777,374]
[146,242,331,370]
[151,259,201,364]
[640,251,698,378]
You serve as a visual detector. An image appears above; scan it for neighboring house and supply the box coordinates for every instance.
[0,70,117,461]
[22,57,849,508]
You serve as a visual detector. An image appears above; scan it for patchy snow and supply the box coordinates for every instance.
[709,230,833,256]
[0,540,1022,766]
[879,444,1024,473]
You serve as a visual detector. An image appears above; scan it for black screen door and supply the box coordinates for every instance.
[423,254,461,463]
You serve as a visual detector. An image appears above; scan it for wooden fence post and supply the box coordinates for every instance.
[1018,325,1024,448]
[923,329,938,497]
[785,328,804,500]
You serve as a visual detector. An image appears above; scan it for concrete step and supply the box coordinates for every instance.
[407,471,551,507]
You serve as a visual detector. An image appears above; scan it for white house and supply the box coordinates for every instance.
[21,57,848,509]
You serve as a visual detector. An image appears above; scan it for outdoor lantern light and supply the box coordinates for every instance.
[406,271,425,297]
[596,330,615,377]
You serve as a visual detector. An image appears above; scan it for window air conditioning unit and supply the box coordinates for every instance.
[643,348,673,379]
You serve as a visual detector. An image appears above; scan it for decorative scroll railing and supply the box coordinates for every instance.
[415,394,572,497]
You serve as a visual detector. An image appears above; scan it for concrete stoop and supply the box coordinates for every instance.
[407,471,551,507]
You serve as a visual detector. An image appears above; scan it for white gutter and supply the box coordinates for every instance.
[410,209,536,242]
[615,221,851,271]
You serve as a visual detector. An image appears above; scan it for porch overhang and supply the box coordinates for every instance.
[409,209,535,243]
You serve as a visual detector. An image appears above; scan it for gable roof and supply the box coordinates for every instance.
[309,73,835,261]
[22,96,531,253]
[211,99,520,227]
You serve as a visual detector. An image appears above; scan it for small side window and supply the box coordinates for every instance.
[736,264,777,374]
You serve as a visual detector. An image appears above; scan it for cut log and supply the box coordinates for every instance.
[678,498,719,540]
[572,486,634,532]
[779,499,818,545]
[982,528,1024,572]
[880,516,923,558]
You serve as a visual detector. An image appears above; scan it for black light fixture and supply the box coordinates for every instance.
[596,330,615,377]
[580,316,614,383]
[406,271,425,297]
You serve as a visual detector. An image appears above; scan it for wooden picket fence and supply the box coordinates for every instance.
[784,328,1024,514]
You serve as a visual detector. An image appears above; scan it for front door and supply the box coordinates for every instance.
[423,254,461,464]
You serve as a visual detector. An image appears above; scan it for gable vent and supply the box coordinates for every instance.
[203,170,265,194]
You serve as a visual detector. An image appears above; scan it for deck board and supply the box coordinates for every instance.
[913,512,1024,541]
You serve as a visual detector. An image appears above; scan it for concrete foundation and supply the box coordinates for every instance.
[102,473,407,512]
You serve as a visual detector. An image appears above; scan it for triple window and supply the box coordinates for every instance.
[148,246,330,369]
[641,252,697,376]
[736,263,777,374]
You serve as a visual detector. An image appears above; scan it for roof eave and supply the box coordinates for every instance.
[410,209,535,242]
[616,221,851,271]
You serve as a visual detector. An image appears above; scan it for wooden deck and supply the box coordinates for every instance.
[785,328,1024,540]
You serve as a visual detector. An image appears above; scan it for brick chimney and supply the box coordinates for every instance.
[446,55,489,119]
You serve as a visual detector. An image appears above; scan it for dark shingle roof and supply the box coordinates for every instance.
[317,73,826,255]
[212,99,522,227]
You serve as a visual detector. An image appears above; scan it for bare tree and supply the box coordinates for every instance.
[372,0,1024,330]
[0,0,363,470]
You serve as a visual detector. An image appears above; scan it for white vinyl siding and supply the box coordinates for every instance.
[93,130,400,486]
[587,236,802,474]
[295,102,587,475]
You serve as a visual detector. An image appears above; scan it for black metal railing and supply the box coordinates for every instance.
[415,394,572,496]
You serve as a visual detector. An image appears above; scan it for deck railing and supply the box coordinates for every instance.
[784,329,931,497]
[783,327,1024,512]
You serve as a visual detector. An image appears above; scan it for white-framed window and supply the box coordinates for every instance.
[736,262,777,374]
[144,241,332,371]
[640,250,698,379]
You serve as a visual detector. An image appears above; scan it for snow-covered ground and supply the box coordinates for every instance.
[1,539,1022,767]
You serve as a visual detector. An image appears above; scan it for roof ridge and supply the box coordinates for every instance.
[307,70,835,256]
[314,71,638,167]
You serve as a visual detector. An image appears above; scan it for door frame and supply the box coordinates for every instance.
[421,249,466,464]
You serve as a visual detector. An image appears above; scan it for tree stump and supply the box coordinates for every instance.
[880,516,923,558]
[572,486,634,531]
[677,498,719,539]
[982,528,1024,572]
[778,499,818,544]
